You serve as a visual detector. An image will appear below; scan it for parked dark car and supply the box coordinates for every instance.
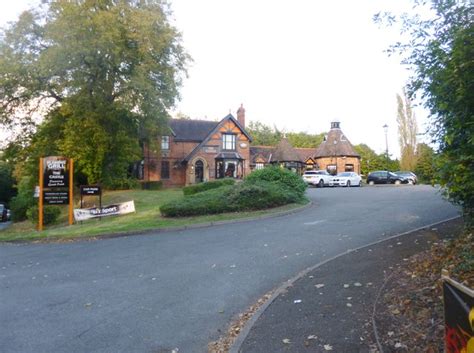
[394,171,417,184]
[0,204,7,222]
[366,171,408,185]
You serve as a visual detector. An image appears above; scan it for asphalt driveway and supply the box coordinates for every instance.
[0,185,459,353]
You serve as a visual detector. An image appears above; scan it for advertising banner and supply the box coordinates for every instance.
[74,201,135,221]
[443,278,474,353]
[43,156,69,188]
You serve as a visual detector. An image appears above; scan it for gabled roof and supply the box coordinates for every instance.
[250,146,274,164]
[169,119,219,142]
[314,123,360,158]
[182,114,252,162]
[272,138,303,163]
[295,148,316,162]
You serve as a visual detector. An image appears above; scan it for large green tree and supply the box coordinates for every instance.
[376,1,473,223]
[0,0,189,184]
[354,143,400,175]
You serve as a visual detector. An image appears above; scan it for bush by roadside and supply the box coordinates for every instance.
[160,180,302,217]
[245,166,307,198]
[183,178,235,196]
[10,176,36,222]
[26,205,61,225]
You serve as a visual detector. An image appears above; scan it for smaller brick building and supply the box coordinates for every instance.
[313,120,360,175]
[249,120,360,175]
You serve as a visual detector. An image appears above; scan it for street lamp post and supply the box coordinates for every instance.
[383,124,389,168]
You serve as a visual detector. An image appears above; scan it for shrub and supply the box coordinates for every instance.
[226,180,300,210]
[160,180,303,217]
[141,181,163,190]
[26,205,61,225]
[183,178,235,196]
[160,186,232,217]
[245,166,307,197]
[10,176,36,222]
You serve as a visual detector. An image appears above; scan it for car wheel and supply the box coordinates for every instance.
[346,181,351,187]
[395,180,401,185]
[358,181,362,187]
[319,179,324,188]
[408,179,414,185]
[368,180,374,185]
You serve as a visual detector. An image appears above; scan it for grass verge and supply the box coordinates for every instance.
[0,188,309,242]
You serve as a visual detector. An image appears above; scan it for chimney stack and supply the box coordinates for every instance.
[237,104,245,127]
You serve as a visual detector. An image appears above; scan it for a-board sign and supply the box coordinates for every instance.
[80,185,101,196]
[43,191,69,205]
[443,277,474,352]
[43,156,69,188]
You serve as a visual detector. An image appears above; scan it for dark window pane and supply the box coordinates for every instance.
[161,161,170,179]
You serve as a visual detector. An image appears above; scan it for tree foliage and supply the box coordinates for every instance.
[354,143,400,175]
[396,88,418,171]
[247,121,324,148]
[0,161,16,203]
[0,0,190,185]
[415,143,436,183]
[376,1,473,223]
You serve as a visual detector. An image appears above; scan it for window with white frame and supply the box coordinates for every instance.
[255,163,264,170]
[222,134,236,150]
[161,136,170,150]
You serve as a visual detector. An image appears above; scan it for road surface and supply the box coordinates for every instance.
[0,185,459,353]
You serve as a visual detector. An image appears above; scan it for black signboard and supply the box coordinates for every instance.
[44,191,69,205]
[80,185,101,196]
[43,156,69,188]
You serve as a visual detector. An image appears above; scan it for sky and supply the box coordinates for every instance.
[0,0,432,158]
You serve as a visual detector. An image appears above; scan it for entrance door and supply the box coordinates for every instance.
[195,160,204,183]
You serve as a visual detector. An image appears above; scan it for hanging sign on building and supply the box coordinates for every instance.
[43,156,69,188]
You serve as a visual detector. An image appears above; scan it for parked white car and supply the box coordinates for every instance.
[330,172,362,187]
[302,170,333,187]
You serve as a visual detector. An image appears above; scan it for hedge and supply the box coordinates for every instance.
[160,180,301,217]
[182,178,235,196]
[244,166,307,197]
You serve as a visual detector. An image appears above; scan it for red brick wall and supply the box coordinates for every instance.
[315,156,361,174]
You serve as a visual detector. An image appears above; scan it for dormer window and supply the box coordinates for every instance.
[161,136,170,150]
[222,133,236,150]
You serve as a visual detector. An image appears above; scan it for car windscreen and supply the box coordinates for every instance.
[338,173,351,177]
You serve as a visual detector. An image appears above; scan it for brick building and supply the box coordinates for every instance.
[249,120,360,175]
[142,105,252,187]
[142,108,360,186]
[313,120,360,175]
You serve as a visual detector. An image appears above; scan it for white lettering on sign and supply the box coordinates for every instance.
[46,160,67,170]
